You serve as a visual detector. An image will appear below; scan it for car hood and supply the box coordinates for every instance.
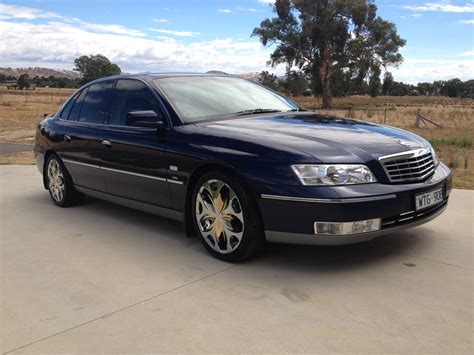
[194,113,430,163]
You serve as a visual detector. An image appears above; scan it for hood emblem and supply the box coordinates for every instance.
[394,138,413,148]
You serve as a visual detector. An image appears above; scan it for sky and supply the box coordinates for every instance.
[0,0,473,83]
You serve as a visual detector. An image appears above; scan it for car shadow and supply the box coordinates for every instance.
[27,192,432,272]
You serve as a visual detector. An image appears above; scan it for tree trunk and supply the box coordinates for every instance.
[319,61,332,108]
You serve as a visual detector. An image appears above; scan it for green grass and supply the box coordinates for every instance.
[429,135,473,149]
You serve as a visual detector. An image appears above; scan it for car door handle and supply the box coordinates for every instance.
[64,135,71,142]
[101,140,112,147]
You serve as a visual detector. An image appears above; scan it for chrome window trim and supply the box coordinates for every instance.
[260,194,397,204]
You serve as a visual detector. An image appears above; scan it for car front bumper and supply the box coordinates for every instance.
[256,162,452,245]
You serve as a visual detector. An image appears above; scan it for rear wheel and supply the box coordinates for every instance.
[192,171,264,261]
[46,154,84,207]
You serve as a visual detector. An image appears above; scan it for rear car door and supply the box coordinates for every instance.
[99,79,171,208]
[60,80,114,192]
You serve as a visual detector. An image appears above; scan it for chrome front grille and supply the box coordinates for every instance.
[379,148,436,183]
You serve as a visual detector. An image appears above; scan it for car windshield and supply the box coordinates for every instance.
[154,76,299,123]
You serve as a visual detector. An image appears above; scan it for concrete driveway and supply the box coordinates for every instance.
[1,166,472,354]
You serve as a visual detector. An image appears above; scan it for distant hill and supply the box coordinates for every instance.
[0,67,80,79]
[2,67,261,81]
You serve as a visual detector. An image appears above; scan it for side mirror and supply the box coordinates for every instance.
[125,111,166,129]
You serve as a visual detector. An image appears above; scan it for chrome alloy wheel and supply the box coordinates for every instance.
[47,158,65,202]
[195,179,244,254]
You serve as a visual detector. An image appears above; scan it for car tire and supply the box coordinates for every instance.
[45,153,84,207]
[192,171,265,262]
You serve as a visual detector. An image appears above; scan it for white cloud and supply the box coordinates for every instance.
[218,9,233,13]
[153,18,169,23]
[392,58,474,83]
[401,13,423,19]
[148,28,200,37]
[459,19,474,24]
[403,2,474,13]
[258,0,275,4]
[459,50,474,56]
[0,3,60,19]
[68,18,146,37]
[0,20,276,74]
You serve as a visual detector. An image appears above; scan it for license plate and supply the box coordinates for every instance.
[415,187,444,211]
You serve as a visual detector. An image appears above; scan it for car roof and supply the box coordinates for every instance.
[86,72,237,86]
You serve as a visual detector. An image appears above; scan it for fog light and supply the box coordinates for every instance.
[314,218,381,235]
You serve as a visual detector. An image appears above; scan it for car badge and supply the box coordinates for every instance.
[394,138,412,147]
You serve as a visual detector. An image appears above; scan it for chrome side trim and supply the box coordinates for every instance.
[63,159,180,184]
[62,159,101,169]
[167,179,184,185]
[101,166,167,182]
[260,194,397,204]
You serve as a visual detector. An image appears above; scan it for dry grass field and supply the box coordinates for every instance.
[0,87,473,188]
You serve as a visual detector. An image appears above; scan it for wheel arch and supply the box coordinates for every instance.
[42,150,56,189]
[183,161,262,239]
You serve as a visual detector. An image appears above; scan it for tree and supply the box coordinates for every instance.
[382,72,394,95]
[369,67,381,97]
[252,0,406,108]
[281,70,308,96]
[258,71,281,91]
[74,54,121,85]
[17,73,30,90]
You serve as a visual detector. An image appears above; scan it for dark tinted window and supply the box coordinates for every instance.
[60,92,79,120]
[108,79,160,125]
[78,81,114,124]
[68,88,88,121]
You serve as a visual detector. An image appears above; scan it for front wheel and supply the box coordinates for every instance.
[192,171,264,262]
[46,154,84,207]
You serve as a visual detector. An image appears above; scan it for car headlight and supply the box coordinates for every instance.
[291,164,377,186]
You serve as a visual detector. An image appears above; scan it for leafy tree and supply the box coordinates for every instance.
[416,82,434,96]
[74,54,121,85]
[258,70,281,91]
[369,67,381,97]
[281,70,308,96]
[382,72,394,95]
[252,0,406,107]
[17,73,30,89]
[440,78,463,98]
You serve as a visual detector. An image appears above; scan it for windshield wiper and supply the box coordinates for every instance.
[287,108,307,112]
[234,108,282,116]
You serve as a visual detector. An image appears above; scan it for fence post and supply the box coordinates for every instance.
[415,108,421,127]
[348,107,352,118]
[384,108,387,124]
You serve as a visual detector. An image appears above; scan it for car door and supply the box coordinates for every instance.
[59,80,114,192]
[99,78,171,208]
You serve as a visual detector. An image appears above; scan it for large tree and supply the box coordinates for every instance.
[17,73,30,90]
[253,0,406,107]
[74,54,121,85]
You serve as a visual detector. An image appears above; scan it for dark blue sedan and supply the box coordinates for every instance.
[34,73,452,261]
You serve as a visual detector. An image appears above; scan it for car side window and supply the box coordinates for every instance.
[68,88,88,121]
[60,92,80,120]
[78,81,114,124]
[108,79,161,125]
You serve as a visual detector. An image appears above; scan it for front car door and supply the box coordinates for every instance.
[99,78,171,208]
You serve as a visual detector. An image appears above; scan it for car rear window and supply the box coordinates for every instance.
[78,81,114,124]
